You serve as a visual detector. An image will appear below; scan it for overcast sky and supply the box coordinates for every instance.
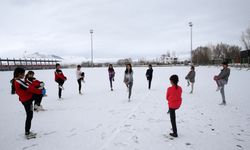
[0,0,250,59]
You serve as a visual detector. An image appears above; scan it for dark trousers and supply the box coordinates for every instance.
[109,77,113,89]
[11,83,15,94]
[148,79,152,89]
[128,82,133,99]
[169,108,177,134]
[56,79,65,98]
[33,94,43,106]
[22,99,34,133]
[77,78,82,92]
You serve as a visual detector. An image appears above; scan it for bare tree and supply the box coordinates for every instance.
[241,26,250,50]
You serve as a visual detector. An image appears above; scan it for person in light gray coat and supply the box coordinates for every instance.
[185,65,196,94]
[214,61,230,105]
[124,63,133,102]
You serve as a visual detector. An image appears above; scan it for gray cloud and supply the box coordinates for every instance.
[0,0,250,59]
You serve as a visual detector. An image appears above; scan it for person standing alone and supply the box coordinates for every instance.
[76,65,85,94]
[214,61,230,105]
[124,63,133,102]
[166,75,182,138]
[185,65,195,94]
[146,64,153,90]
[108,64,115,91]
[54,63,67,99]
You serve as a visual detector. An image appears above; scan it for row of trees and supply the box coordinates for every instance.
[191,25,250,65]
[191,43,241,65]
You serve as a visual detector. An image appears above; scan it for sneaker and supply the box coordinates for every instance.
[34,104,39,111]
[189,91,193,94]
[216,86,222,91]
[111,88,113,91]
[169,133,178,137]
[25,132,36,139]
[79,91,83,95]
[219,102,226,105]
[37,105,45,111]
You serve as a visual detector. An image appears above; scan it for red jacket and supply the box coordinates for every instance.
[54,69,66,81]
[14,79,42,103]
[166,85,182,109]
[25,77,42,89]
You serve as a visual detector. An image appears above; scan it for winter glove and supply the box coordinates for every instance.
[42,89,46,96]
[40,82,45,88]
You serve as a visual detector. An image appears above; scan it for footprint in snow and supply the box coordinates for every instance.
[163,134,174,141]
[22,144,38,150]
[43,131,57,135]
[236,145,243,149]
[186,143,191,146]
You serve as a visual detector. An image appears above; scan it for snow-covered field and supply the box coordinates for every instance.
[0,66,250,150]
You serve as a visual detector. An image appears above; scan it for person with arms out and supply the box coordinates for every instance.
[55,63,67,99]
[214,61,230,105]
[13,67,46,139]
[124,63,133,102]
[166,75,182,138]
[108,64,115,91]
[76,65,85,94]
[146,64,153,90]
[185,65,196,94]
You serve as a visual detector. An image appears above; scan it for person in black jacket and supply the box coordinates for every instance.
[146,64,153,90]
[108,64,115,91]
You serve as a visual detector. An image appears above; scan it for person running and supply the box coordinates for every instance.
[185,65,196,94]
[13,67,46,139]
[214,61,230,105]
[76,65,85,94]
[25,71,46,111]
[166,75,182,138]
[145,64,153,90]
[54,63,67,99]
[123,63,133,102]
[108,64,115,91]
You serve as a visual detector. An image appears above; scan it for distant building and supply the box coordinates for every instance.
[240,50,250,64]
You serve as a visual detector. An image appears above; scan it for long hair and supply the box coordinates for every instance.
[125,63,133,74]
[170,74,179,89]
[108,64,114,72]
[14,67,25,78]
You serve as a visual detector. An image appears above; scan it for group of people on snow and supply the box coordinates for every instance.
[11,61,230,139]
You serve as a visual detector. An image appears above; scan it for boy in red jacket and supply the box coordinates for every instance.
[13,67,46,139]
[54,63,67,99]
[166,75,182,137]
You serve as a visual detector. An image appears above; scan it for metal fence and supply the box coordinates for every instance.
[0,58,60,71]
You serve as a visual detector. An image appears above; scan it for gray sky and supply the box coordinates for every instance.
[0,0,250,59]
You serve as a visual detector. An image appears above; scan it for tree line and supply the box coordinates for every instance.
[192,25,250,65]
[191,43,241,65]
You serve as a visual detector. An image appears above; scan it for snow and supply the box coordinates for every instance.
[0,66,250,150]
